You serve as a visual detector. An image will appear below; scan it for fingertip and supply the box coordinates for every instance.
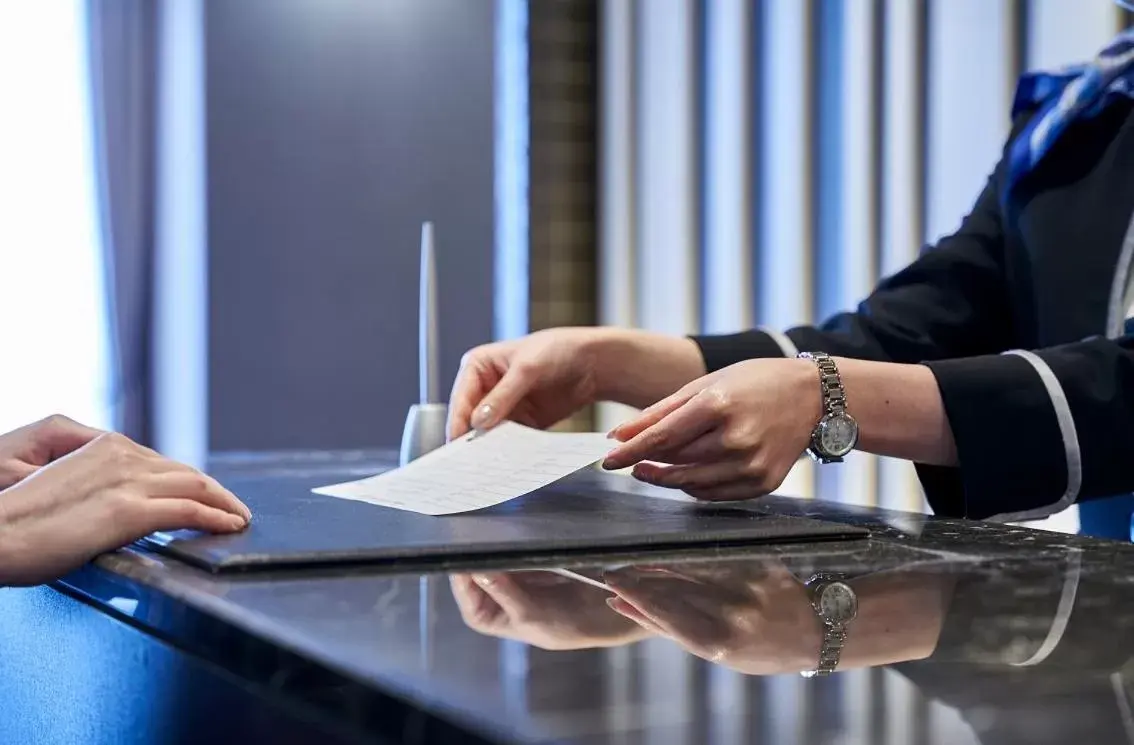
[471,573,527,610]
[194,507,247,535]
[470,403,495,431]
[472,573,495,588]
[630,462,649,476]
[223,493,252,521]
[472,572,514,589]
[606,597,659,633]
[198,507,246,534]
[214,484,252,521]
[602,445,632,471]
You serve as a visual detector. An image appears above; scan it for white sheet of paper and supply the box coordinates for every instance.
[311,421,614,515]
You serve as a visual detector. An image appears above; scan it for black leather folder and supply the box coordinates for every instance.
[142,471,868,573]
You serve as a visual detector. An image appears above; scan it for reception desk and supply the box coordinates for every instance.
[3,451,1132,745]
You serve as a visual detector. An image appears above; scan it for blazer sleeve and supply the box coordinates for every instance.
[692,165,1014,372]
[919,335,1134,520]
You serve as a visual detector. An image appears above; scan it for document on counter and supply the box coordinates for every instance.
[311,421,615,516]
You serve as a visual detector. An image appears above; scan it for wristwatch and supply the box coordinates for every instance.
[800,573,858,678]
[797,351,859,463]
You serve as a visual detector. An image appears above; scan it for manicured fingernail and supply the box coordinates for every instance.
[472,573,493,588]
[471,404,494,430]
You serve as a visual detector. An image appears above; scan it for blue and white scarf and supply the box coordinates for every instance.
[1008,27,1134,190]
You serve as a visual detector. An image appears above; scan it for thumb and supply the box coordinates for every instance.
[471,362,537,431]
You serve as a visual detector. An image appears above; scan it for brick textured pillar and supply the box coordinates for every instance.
[527,0,599,431]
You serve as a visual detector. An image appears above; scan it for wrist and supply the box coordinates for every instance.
[787,358,825,425]
[588,328,707,408]
[792,354,857,462]
[830,358,957,465]
[838,573,951,668]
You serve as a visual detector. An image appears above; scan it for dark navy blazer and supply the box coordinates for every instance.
[694,100,1134,521]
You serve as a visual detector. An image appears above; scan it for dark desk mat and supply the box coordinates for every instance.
[142,472,869,573]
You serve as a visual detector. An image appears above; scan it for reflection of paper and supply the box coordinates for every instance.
[312,421,613,515]
[547,568,614,592]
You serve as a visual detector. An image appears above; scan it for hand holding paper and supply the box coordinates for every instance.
[312,422,613,516]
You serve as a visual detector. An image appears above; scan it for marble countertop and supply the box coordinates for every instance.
[54,451,1134,745]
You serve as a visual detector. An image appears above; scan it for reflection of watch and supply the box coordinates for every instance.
[797,352,859,463]
[800,573,858,678]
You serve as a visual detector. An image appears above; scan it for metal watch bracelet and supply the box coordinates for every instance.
[800,351,847,416]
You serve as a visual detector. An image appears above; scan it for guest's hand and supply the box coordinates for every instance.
[0,415,104,489]
[0,432,252,586]
[449,571,653,650]
[603,561,823,675]
[447,327,706,440]
[602,358,820,500]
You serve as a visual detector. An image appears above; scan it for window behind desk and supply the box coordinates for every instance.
[0,1,112,432]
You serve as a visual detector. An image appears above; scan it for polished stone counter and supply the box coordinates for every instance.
[7,451,1134,745]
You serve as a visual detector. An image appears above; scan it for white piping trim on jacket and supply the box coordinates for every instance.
[1112,671,1134,745]
[987,349,1082,523]
[1106,204,1134,338]
[1011,549,1081,667]
[761,327,799,358]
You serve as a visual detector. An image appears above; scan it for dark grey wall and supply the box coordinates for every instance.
[206,0,496,450]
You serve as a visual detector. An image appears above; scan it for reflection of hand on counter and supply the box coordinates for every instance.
[449,571,653,651]
[603,560,953,676]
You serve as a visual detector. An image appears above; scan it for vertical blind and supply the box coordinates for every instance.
[598,0,1128,521]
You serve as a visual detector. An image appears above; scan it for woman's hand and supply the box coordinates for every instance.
[604,355,959,493]
[0,415,104,489]
[0,432,252,586]
[447,327,706,440]
[602,358,820,501]
[449,571,653,650]
[603,560,950,675]
[602,561,823,675]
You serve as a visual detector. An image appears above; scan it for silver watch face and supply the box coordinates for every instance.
[818,582,858,624]
[816,413,858,458]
